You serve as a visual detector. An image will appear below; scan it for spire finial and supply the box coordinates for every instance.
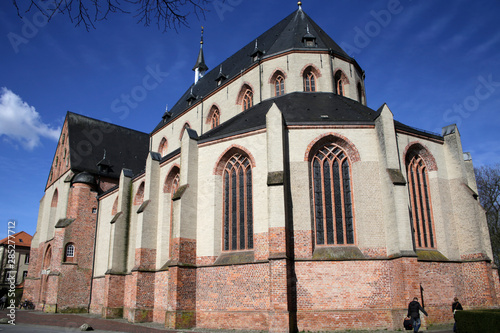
[298,1,302,10]
[193,26,208,84]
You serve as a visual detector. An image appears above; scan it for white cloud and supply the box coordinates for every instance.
[0,87,60,150]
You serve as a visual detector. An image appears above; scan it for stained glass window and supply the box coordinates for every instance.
[223,154,253,251]
[311,144,354,245]
[407,154,435,249]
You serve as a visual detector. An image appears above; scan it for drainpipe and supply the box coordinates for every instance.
[87,174,101,313]
[259,60,263,103]
[329,49,335,94]
[200,97,204,135]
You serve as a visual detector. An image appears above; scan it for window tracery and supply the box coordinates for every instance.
[311,143,354,245]
[304,71,316,92]
[275,74,285,96]
[407,152,436,249]
[223,153,253,251]
[242,89,253,111]
[210,106,220,129]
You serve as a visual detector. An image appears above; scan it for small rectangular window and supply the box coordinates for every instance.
[25,254,30,264]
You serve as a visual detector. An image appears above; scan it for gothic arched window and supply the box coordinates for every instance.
[304,71,316,92]
[311,143,354,245]
[134,182,145,206]
[335,71,345,96]
[167,169,180,255]
[51,189,58,207]
[43,246,52,269]
[162,166,181,258]
[407,152,436,249]
[335,70,349,96]
[158,137,168,157]
[242,89,253,111]
[275,74,285,96]
[223,153,253,251]
[210,107,220,129]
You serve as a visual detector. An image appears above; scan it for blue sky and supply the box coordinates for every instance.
[1,0,499,240]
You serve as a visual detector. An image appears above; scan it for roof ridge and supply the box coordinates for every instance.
[67,111,149,135]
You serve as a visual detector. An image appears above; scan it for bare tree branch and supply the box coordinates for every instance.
[11,0,210,32]
[475,164,500,267]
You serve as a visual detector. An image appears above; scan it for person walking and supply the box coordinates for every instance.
[407,297,428,333]
[0,294,6,310]
[452,297,463,332]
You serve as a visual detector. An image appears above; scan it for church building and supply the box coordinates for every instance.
[24,4,500,332]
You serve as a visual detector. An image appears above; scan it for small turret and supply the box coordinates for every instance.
[193,26,208,84]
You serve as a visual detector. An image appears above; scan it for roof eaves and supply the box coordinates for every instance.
[198,124,267,144]
[394,121,444,142]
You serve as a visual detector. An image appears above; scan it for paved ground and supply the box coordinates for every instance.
[0,309,455,333]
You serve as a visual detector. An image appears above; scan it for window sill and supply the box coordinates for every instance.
[213,251,255,266]
[312,246,365,261]
[416,249,449,262]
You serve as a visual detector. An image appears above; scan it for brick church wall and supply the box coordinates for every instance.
[418,262,463,324]
[295,260,396,331]
[153,271,169,323]
[90,276,105,314]
[460,261,498,307]
[123,274,136,320]
[196,262,270,330]
[23,246,41,302]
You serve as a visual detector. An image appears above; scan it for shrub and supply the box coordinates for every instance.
[455,309,500,333]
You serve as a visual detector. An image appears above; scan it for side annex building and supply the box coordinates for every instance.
[24,6,500,332]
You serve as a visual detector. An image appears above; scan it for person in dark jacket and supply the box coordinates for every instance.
[452,297,463,332]
[407,297,428,332]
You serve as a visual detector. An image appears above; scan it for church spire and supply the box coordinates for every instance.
[193,26,208,84]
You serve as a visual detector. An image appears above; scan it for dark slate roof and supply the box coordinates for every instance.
[66,112,149,179]
[152,8,357,134]
[198,92,443,144]
[198,92,379,143]
[394,120,443,142]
